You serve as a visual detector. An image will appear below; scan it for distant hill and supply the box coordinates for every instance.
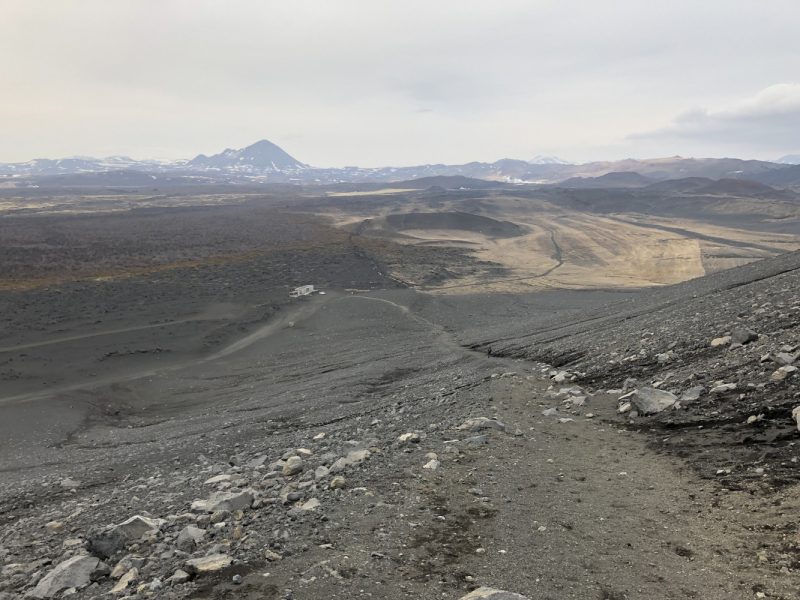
[692,178,791,199]
[188,140,306,171]
[1,145,796,186]
[552,157,790,183]
[30,170,209,188]
[776,155,800,165]
[644,177,714,193]
[391,175,503,190]
[557,171,656,189]
[750,165,800,187]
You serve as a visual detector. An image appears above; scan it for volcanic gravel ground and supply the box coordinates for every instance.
[3,250,800,599]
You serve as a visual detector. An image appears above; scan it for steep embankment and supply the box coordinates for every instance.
[490,249,800,486]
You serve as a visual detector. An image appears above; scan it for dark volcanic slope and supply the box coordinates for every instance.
[384,211,525,238]
[644,177,714,192]
[694,177,790,198]
[752,164,800,186]
[390,175,504,190]
[557,171,656,188]
[488,249,800,485]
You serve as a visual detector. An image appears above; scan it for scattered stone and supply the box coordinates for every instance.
[115,515,166,539]
[246,456,267,469]
[710,336,731,347]
[315,466,330,480]
[86,526,127,559]
[265,550,283,562]
[110,556,144,579]
[709,383,737,394]
[328,457,349,473]
[282,456,304,476]
[28,556,100,599]
[465,435,489,444]
[423,459,441,470]
[167,569,191,585]
[632,388,677,415]
[776,352,796,366]
[346,448,371,464]
[232,574,243,585]
[59,479,81,489]
[730,327,758,345]
[45,521,63,534]
[176,526,205,552]
[656,351,674,363]
[680,386,706,403]
[459,587,530,600]
[541,408,558,417]
[109,568,138,594]
[772,366,797,381]
[300,498,320,511]
[185,554,233,574]
[197,490,254,513]
[458,417,506,432]
[203,474,231,485]
[329,476,346,489]
[210,510,230,524]
[397,433,420,445]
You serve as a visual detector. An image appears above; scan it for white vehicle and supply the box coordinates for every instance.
[290,285,315,298]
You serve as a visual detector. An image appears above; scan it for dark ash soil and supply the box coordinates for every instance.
[2,202,800,599]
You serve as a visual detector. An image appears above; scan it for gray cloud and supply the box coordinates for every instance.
[629,84,800,150]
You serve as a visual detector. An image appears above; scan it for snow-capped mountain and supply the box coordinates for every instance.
[188,140,307,172]
[528,155,574,165]
[776,154,800,165]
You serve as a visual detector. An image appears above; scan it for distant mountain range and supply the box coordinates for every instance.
[528,155,574,165]
[2,140,799,187]
[776,154,800,165]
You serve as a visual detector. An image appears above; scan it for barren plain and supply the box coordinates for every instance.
[1,183,799,600]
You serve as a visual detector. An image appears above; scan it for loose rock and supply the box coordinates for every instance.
[632,387,677,414]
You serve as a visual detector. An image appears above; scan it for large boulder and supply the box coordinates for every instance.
[282,456,304,476]
[86,526,127,559]
[329,449,371,473]
[193,490,254,513]
[680,386,707,403]
[109,568,138,594]
[458,418,506,432]
[176,526,206,552]
[730,327,758,345]
[115,515,165,539]
[185,554,233,575]
[460,588,530,600]
[632,388,677,415]
[28,555,100,599]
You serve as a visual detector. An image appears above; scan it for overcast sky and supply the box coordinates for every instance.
[1,0,799,166]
